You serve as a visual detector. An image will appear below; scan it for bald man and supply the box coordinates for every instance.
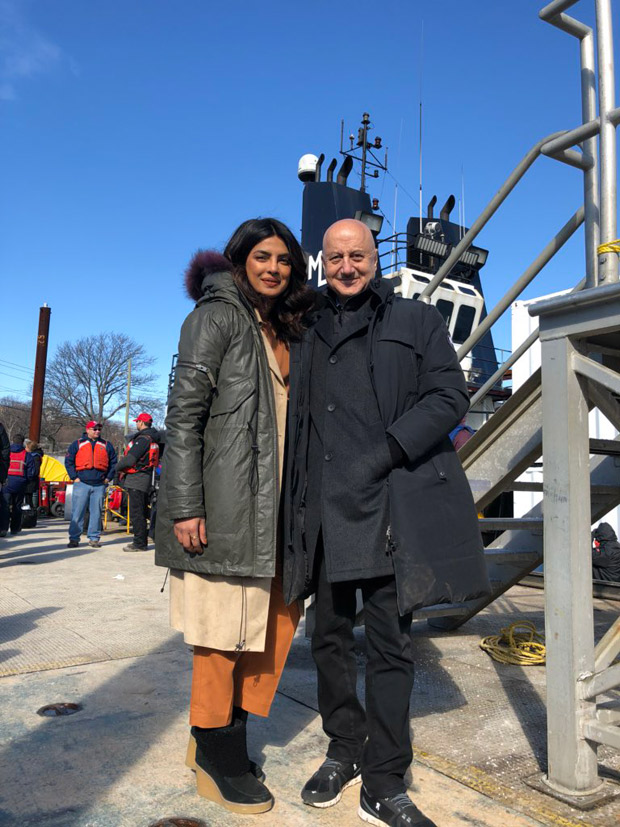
[283,219,488,826]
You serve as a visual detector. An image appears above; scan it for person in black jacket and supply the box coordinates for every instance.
[1,433,37,536]
[0,422,11,537]
[284,219,489,827]
[116,413,160,552]
[0,422,9,485]
[592,522,620,582]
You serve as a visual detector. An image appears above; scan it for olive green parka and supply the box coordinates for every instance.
[155,253,279,578]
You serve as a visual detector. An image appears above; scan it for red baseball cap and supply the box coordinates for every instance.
[85,421,103,429]
[133,412,152,423]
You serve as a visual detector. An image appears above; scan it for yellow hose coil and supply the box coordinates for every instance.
[480,620,546,666]
[597,238,620,255]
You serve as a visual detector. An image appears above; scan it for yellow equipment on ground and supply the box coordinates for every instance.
[40,455,70,482]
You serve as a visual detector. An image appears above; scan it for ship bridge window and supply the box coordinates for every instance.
[415,275,430,283]
[459,286,477,296]
[436,299,454,328]
[442,282,454,291]
[452,305,477,344]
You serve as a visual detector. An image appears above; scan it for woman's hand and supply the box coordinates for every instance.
[174,517,207,553]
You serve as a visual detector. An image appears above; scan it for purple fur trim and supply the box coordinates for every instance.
[184,249,233,300]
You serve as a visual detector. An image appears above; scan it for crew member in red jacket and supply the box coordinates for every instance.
[0,433,37,536]
[65,421,117,549]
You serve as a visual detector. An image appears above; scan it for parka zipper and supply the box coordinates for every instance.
[174,360,217,390]
[235,584,248,651]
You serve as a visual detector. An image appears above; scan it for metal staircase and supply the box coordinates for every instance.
[402,0,620,804]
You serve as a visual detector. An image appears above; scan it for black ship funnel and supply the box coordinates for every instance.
[336,156,353,186]
[440,195,456,222]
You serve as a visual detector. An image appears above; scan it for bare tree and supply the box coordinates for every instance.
[0,397,29,439]
[45,333,162,424]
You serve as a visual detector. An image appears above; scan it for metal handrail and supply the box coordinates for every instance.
[417,0,619,410]
[456,208,584,363]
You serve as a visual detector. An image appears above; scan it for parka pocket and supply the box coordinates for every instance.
[210,377,255,416]
[377,327,421,370]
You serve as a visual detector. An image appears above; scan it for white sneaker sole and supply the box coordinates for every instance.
[358,804,385,825]
[303,773,362,808]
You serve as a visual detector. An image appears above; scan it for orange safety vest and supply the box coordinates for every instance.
[8,449,26,477]
[124,436,159,474]
[75,439,110,472]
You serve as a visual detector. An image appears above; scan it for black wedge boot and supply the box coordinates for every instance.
[192,714,273,814]
[186,707,265,782]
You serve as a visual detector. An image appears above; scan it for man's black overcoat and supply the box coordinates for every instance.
[283,281,491,615]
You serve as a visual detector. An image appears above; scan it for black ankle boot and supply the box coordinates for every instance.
[188,711,266,782]
[192,719,273,814]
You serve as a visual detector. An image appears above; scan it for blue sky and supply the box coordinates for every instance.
[1,0,618,409]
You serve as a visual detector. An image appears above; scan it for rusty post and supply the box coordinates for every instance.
[29,304,51,443]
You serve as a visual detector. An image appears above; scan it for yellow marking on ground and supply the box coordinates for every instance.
[0,655,109,677]
[414,747,596,827]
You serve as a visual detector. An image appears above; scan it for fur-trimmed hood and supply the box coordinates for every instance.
[184,250,233,301]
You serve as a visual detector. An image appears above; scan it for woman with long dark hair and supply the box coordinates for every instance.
[155,218,314,814]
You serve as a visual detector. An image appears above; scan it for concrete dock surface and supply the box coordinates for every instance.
[1,519,619,827]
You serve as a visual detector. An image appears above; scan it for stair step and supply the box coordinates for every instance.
[411,602,472,620]
[511,481,543,492]
[484,549,541,565]
[479,517,544,531]
[589,438,620,456]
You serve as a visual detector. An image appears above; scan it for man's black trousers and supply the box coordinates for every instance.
[0,489,24,534]
[128,487,149,549]
[312,547,414,797]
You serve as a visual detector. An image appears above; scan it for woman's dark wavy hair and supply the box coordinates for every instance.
[223,217,315,342]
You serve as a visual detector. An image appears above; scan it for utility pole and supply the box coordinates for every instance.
[124,358,132,436]
[29,304,51,443]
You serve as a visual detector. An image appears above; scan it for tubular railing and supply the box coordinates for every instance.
[404,0,620,415]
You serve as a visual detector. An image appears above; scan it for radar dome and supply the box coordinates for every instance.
[298,154,319,183]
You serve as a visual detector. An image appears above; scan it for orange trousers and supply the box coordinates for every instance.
[189,575,300,728]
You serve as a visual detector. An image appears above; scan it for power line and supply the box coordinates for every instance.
[0,359,34,375]
[0,369,32,383]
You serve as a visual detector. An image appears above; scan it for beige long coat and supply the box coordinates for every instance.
[169,323,288,652]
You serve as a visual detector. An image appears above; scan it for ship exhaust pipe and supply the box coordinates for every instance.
[427,195,437,219]
[336,156,353,186]
[326,158,338,183]
[440,195,456,222]
[314,153,325,182]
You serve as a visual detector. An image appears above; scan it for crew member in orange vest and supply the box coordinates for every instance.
[65,421,117,549]
[116,412,160,552]
[0,433,37,537]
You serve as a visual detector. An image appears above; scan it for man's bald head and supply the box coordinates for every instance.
[322,219,377,298]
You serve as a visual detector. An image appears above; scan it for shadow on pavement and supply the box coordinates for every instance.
[0,607,61,646]
[0,635,314,826]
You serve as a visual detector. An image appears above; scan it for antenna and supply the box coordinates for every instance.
[339,112,388,196]
[393,118,404,270]
[419,20,424,234]
[392,184,398,270]
[461,164,466,235]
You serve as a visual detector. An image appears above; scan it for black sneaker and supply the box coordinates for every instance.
[123,543,148,552]
[301,757,361,808]
[67,539,79,548]
[359,786,437,826]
